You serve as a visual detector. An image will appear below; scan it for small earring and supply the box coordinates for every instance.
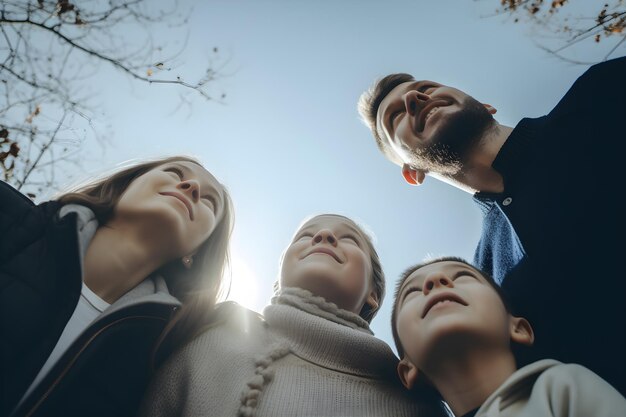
[182,255,193,268]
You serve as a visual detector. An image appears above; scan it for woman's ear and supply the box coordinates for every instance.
[397,357,418,389]
[510,316,534,346]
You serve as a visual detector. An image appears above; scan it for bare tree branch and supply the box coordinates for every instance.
[0,0,227,199]
[480,0,626,63]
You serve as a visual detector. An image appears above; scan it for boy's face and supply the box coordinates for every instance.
[395,261,519,372]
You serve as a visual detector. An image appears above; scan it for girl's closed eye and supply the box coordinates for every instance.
[340,234,359,245]
[201,195,217,212]
[296,232,313,241]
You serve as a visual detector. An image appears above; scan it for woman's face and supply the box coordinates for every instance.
[114,160,224,258]
[280,215,376,315]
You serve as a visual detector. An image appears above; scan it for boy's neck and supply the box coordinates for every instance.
[424,349,517,416]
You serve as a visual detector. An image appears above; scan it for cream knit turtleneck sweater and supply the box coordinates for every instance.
[140,288,443,417]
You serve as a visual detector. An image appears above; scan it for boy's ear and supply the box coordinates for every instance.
[366,289,379,310]
[483,103,497,114]
[401,164,426,186]
[509,316,534,346]
[397,357,419,390]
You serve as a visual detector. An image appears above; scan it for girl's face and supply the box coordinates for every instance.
[114,160,224,258]
[280,215,377,315]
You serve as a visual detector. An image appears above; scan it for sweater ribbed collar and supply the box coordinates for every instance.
[263,287,399,379]
[473,116,547,215]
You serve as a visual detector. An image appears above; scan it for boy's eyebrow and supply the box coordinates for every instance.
[398,272,422,304]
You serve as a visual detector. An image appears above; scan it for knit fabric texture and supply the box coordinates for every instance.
[140,287,441,417]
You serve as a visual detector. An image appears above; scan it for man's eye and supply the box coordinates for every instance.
[165,167,184,180]
[418,84,436,95]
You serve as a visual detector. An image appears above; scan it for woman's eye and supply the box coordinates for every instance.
[296,233,313,241]
[165,167,184,180]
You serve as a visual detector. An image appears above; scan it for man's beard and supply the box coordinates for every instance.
[408,97,495,176]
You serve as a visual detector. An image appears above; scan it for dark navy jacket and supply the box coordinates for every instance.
[473,57,626,394]
[0,181,178,417]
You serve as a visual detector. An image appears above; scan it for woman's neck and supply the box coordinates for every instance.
[82,222,170,304]
[424,349,517,417]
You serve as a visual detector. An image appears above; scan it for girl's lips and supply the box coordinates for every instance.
[305,247,343,263]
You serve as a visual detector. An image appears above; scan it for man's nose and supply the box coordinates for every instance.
[422,273,453,295]
[312,229,338,246]
[403,90,430,117]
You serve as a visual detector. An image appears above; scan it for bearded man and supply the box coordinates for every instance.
[358,57,626,395]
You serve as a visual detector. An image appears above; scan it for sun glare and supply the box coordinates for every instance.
[225,254,261,312]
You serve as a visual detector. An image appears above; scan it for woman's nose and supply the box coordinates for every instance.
[177,180,200,202]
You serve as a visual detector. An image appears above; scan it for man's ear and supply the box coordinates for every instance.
[402,164,426,186]
[366,289,379,311]
[510,316,534,346]
[397,357,419,389]
[483,103,497,115]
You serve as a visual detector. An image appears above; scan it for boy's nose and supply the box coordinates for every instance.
[312,229,337,246]
[422,273,453,295]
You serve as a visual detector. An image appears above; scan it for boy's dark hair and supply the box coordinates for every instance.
[357,73,415,165]
[391,256,510,359]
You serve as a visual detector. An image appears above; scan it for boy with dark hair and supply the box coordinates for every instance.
[392,256,625,417]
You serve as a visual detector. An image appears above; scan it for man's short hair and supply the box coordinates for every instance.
[357,73,415,165]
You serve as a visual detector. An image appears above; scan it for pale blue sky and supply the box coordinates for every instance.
[66,0,620,351]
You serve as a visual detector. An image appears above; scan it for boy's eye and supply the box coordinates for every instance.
[403,286,421,300]
[165,167,184,180]
[454,273,477,282]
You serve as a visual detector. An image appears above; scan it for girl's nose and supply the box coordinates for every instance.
[312,229,337,246]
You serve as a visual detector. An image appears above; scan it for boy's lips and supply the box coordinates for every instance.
[305,247,343,263]
[422,292,467,318]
